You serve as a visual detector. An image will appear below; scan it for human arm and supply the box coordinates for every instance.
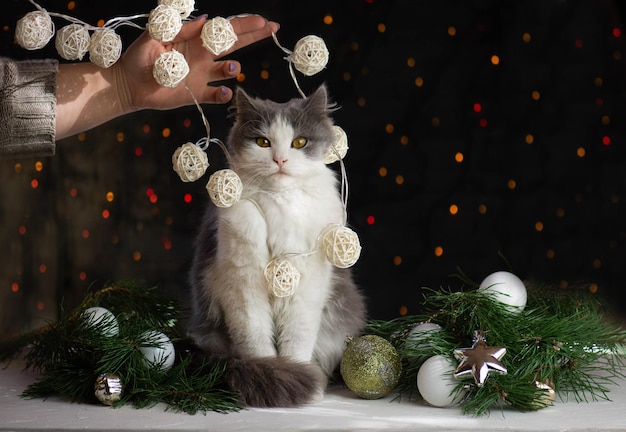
[55,14,279,140]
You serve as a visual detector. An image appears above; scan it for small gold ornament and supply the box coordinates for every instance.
[532,379,556,408]
[264,258,300,297]
[172,142,209,182]
[94,373,123,406]
[206,169,243,208]
[15,9,55,50]
[453,331,507,386]
[201,16,237,56]
[340,334,402,399]
[319,224,362,268]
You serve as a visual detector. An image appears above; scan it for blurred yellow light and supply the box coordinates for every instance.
[434,246,444,257]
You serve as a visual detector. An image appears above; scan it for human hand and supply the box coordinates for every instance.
[114,14,279,113]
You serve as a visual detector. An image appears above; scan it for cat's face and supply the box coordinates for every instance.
[227,86,335,189]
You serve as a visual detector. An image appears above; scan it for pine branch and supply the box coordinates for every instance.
[365,284,626,416]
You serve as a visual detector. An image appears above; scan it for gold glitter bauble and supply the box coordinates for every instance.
[340,334,402,399]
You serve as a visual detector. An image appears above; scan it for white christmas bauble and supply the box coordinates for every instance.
[153,49,189,88]
[139,331,175,371]
[172,142,208,182]
[405,322,442,352]
[15,10,55,50]
[291,35,329,76]
[158,0,195,19]
[201,16,237,56]
[319,224,362,268]
[82,306,119,337]
[417,355,466,407]
[55,24,90,61]
[323,125,349,164]
[264,258,301,297]
[478,271,527,314]
[89,28,122,68]
[148,4,183,43]
[206,169,243,208]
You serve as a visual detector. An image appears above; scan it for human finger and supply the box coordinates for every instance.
[171,14,208,44]
[218,15,279,55]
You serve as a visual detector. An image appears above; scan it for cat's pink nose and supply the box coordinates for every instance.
[274,158,288,168]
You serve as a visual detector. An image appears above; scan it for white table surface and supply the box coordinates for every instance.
[1,359,625,432]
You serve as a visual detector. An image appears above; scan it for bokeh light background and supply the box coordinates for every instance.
[2,0,626,336]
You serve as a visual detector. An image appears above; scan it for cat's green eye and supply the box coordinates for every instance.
[256,137,271,148]
[292,137,308,149]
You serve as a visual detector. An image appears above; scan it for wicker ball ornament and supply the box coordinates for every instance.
[206,169,243,208]
[148,4,183,43]
[324,125,349,164]
[201,16,238,56]
[55,24,90,60]
[290,35,329,76]
[172,142,209,182]
[15,10,55,50]
[153,49,189,88]
[320,224,362,268]
[158,0,195,19]
[89,28,122,68]
[264,258,301,297]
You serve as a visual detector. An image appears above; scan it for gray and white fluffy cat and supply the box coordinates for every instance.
[188,85,366,407]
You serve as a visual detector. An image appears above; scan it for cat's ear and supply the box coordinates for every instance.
[229,87,255,119]
[304,84,331,114]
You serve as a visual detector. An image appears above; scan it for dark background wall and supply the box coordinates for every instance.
[2,0,626,336]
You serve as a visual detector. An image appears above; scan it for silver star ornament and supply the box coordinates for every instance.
[453,331,507,386]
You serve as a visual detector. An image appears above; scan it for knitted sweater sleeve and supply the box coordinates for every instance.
[0,57,58,157]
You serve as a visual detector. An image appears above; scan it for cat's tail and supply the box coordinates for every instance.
[222,356,326,407]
